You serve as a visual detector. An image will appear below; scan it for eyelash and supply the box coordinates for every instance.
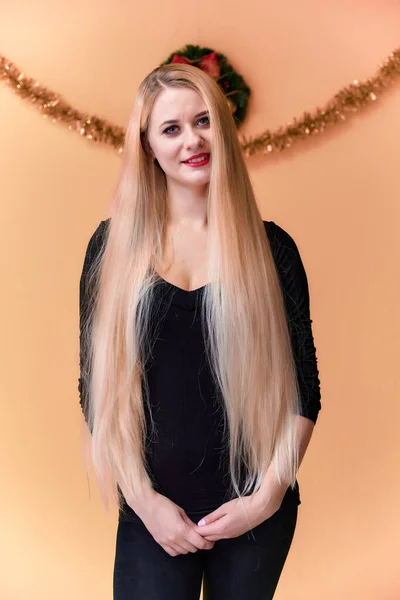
[163,116,210,135]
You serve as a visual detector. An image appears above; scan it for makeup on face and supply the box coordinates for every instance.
[147,88,213,183]
[182,153,211,167]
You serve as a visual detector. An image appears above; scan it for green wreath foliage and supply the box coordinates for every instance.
[160,44,251,127]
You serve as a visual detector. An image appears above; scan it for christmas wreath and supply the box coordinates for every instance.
[160,44,251,128]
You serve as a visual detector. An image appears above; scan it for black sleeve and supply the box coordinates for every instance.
[78,220,108,431]
[264,221,322,424]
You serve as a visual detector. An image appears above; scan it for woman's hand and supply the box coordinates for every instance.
[192,492,282,542]
[134,492,215,557]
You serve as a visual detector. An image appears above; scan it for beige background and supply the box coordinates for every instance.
[1,1,399,598]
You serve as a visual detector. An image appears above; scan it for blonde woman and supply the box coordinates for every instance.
[78,63,321,600]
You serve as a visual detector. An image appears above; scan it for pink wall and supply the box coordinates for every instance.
[1,1,399,598]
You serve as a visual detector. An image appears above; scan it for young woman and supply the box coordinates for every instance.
[78,63,321,600]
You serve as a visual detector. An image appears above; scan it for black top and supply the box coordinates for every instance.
[78,219,321,520]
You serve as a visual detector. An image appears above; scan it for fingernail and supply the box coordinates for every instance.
[197,518,205,526]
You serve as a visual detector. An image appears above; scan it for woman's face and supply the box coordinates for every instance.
[146,87,212,189]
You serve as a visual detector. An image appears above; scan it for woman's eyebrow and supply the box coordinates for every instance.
[159,111,209,129]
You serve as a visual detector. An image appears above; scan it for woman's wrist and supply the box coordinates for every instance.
[252,484,287,515]
[252,468,289,516]
[123,481,159,516]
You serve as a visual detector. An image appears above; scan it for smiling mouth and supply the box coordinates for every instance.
[183,153,211,165]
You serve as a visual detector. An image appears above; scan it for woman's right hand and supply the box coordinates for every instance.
[133,491,215,556]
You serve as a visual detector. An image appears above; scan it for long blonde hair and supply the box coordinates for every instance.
[80,63,301,514]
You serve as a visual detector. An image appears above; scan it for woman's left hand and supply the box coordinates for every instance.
[192,493,282,542]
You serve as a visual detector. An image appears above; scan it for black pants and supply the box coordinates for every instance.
[113,501,298,600]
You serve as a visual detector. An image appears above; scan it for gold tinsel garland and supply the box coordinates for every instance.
[1,48,400,158]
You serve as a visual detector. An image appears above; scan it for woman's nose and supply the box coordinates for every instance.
[183,127,202,148]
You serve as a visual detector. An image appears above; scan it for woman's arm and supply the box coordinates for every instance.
[194,416,315,538]
[78,220,108,431]
[265,220,322,424]
[253,415,315,512]
[255,221,322,511]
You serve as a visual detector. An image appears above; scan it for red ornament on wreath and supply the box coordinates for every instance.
[171,52,221,78]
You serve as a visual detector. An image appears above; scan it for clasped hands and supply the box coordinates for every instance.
[191,491,283,542]
[133,483,287,557]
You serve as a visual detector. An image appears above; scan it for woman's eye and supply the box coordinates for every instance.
[163,116,210,135]
[164,125,178,134]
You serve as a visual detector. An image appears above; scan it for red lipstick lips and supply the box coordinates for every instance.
[183,153,210,167]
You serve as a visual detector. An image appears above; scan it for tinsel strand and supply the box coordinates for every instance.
[0,57,125,152]
[239,48,400,157]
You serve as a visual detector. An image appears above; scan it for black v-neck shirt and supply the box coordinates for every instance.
[78,219,321,519]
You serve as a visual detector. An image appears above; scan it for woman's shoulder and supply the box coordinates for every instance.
[88,217,111,246]
[99,217,111,231]
[81,218,111,274]
[262,219,300,258]
[262,219,310,297]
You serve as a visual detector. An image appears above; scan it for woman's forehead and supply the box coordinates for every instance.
[150,88,206,123]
